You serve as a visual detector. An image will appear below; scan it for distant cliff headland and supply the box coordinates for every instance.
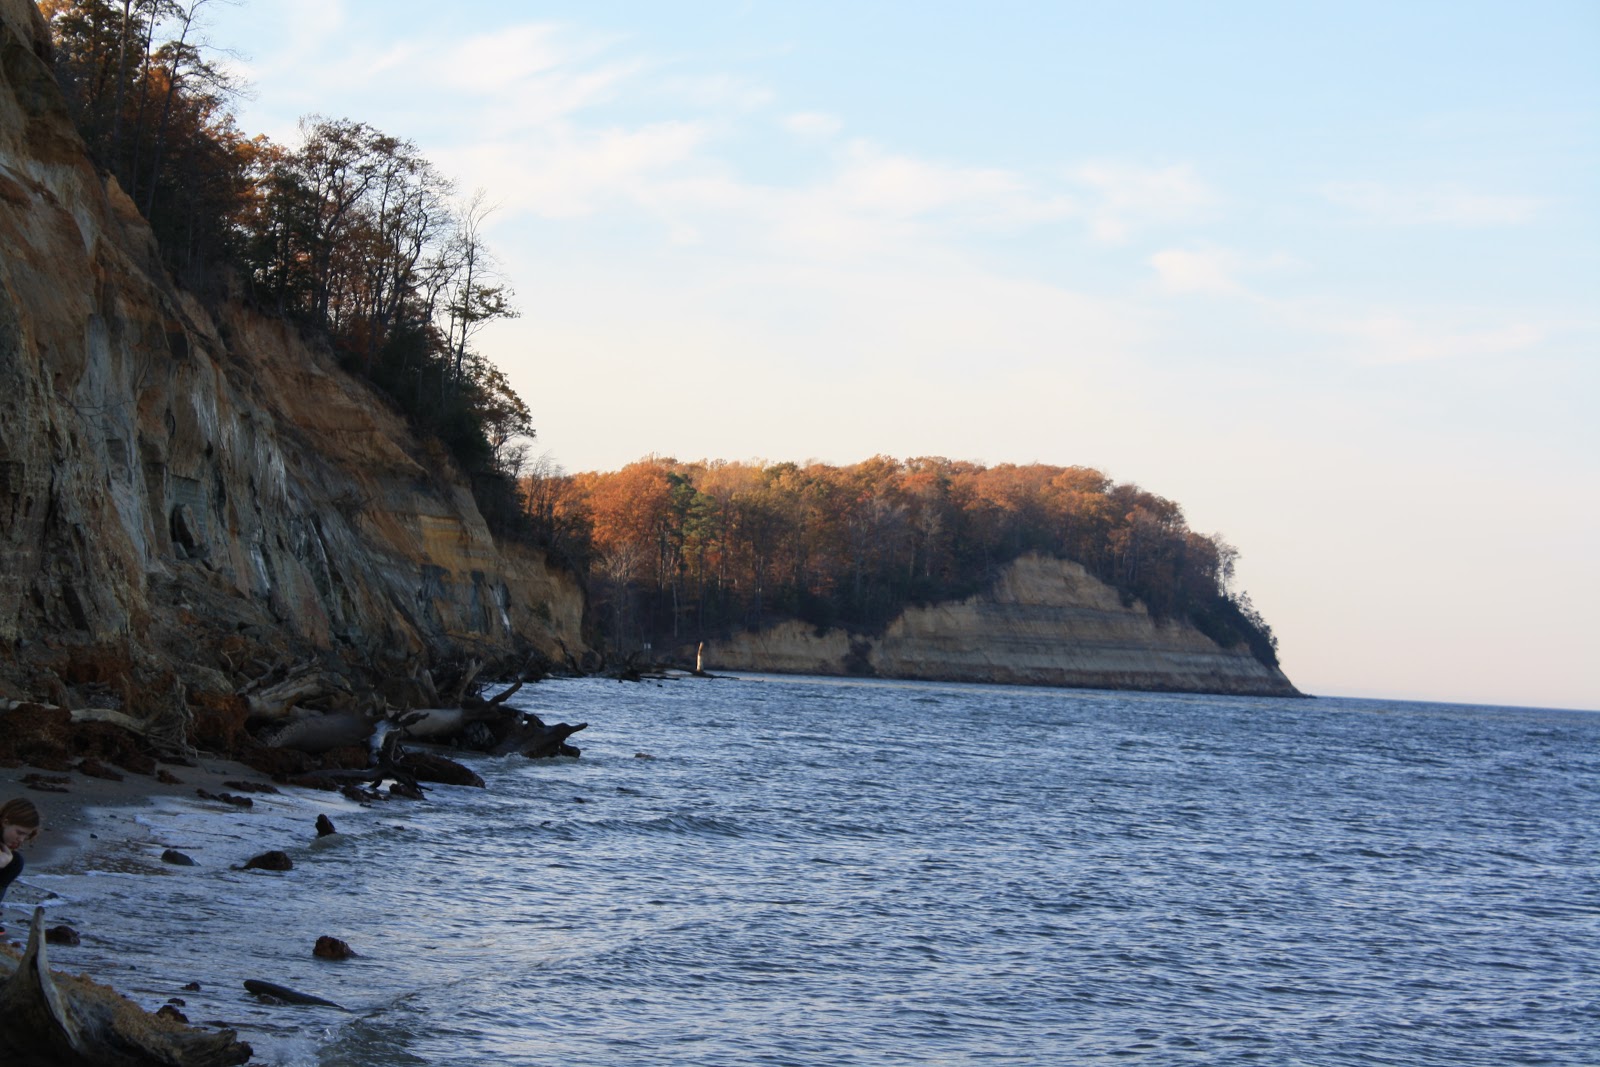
[2,0,1296,718]
[537,457,1299,697]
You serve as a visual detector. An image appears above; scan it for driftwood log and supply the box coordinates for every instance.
[392,674,586,758]
[243,978,347,1010]
[260,709,378,754]
[0,909,252,1066]
[490,717,587,758]
[247,662,587,769]
[0,701,171,744]
[240,664,352,722]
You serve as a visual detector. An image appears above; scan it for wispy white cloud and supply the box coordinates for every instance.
[1150,247,1245,295]
[1320,181,1542,226]
[1332,314,1546,365]
[454,120,714,219]
[431,25,578,93]
[829,142,1063,224]
[657,73,774,111]
[784,111,843,138]
[1070,162,1217,243]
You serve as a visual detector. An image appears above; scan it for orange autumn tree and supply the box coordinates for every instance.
[544,456,1279,668]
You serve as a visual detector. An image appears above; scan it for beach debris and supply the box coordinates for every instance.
[161,849,197,866]
[243,978,348,1011]
[276,774,338,793]
[315,814,337,837]
[239,746,319,779]
[196,790,252,809]
[387,781,425,801]
[20,773,70,793]
[242,851,292,872]
[395,751,484,788]
[44,926,79,947]
[76,758,124,782]
[156,769,183,784]
[157,1003,189,1023]
[340,784,381,804]
[222,780,280,795]
[313,936,356,960]
[0,908,253,1066]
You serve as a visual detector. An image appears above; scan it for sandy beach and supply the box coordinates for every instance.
[0,756,337,939]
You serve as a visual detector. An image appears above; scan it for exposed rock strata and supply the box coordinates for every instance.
[0,0,583,698]
[698,553,1299,696]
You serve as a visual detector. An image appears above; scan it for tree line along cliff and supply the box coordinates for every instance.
[530,455,1282,673]
[38,0,535,534]
[1,0,584,723]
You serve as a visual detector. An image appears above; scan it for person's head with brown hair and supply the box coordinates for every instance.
[0,796,41,852]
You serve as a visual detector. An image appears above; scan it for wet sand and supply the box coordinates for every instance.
[0,756,320,938]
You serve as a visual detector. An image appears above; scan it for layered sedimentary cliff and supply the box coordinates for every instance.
[700,553,1299,696]
[0,1,583,699]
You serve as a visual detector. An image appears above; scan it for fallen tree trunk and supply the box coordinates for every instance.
[241,669,352,722]
[490,718,588,759]
[261,709,376,754]
[391,706,481,742]
[0,909,252,1066]
[243,979,347,1011]
[1,702,154,739]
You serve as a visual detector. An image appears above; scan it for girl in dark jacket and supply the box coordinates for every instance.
[0,797,41,930]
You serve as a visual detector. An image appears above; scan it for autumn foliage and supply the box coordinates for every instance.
[531,456,1280,668]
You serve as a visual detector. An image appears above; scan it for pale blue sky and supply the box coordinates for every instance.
[199,0,1599,710]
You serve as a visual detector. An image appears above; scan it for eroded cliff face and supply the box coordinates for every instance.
[700,553,1299,696]
[0,1,584,697]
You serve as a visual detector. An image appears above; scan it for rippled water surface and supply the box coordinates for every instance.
[23,677,1600,1065]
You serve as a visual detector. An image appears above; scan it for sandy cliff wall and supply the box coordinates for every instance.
[701,553,1298,696]
[0,1,584,692]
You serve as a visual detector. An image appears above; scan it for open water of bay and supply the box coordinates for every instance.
[21,675,1600,1065]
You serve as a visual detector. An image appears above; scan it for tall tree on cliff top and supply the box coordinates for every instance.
[43,0,252,279]
[236,118,532,491]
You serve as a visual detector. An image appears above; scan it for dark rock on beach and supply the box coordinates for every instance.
[45,924,80,946]
[313,935,356,960]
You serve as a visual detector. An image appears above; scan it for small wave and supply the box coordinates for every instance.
[583,813,752,838]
